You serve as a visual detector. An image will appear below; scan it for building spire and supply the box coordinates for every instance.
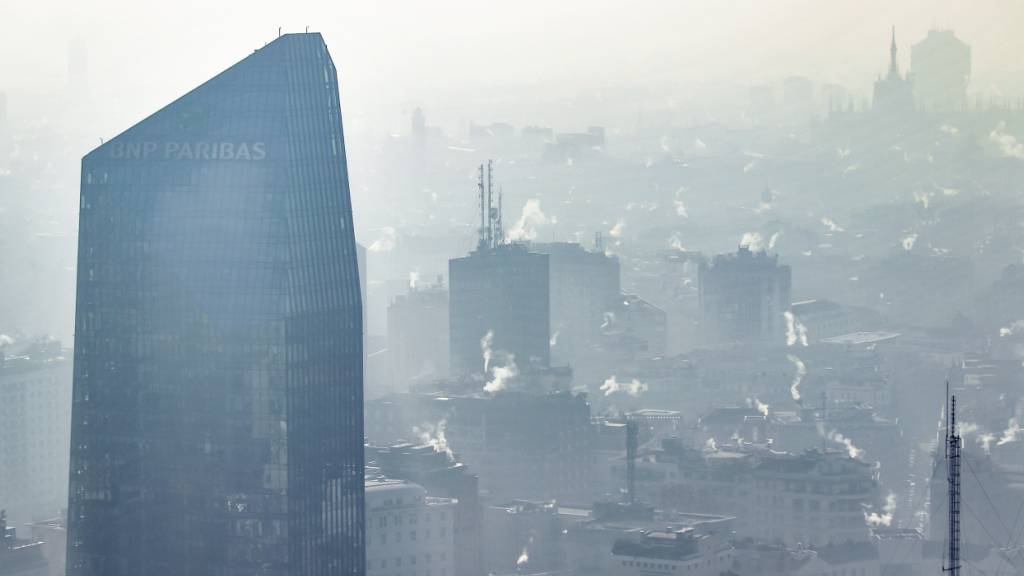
[889,25,899,77]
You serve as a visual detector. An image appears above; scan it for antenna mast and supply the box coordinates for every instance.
[477,164,486,250]
[496,186,504,246]
[944,392,962,576]
[486,160,494,248]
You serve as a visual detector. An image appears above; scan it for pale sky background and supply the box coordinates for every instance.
[3,0,1024,138]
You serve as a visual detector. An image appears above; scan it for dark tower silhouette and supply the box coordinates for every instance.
[67,33,364,576]
[945,394,962,576]
[889,25,899,77]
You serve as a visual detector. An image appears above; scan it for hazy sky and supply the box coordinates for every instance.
[4,0,1024,136]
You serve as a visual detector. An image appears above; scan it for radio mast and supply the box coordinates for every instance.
[944,390,961,576]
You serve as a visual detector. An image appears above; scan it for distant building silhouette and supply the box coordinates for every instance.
[532,241,620,365]
[449,243,550,377]
[389,279,450,389]
[699,246,791,345]
[911,29,971,112]
[872,26,915,116]
[67,33,364,576]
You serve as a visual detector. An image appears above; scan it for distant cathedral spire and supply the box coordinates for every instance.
[889,25,899,77]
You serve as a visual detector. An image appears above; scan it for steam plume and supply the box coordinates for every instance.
[600,376,648,397]
[787,354,806,403]
[784,311,809,347]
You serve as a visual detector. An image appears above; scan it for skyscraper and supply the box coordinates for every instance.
[68,33,364,576]
[448,163,550,379]
[911,29,971,112]
[449,244,550,378]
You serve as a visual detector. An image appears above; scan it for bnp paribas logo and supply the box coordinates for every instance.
[109,141,267,161]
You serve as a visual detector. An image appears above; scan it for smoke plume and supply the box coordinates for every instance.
[413,419,454,461]
[784,311,808,347]
[508,199,555,241]
[787,354,806,403]
[369,226,397,252]
[600,376,648,397]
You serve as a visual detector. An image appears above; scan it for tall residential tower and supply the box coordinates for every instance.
[68,33,364,576]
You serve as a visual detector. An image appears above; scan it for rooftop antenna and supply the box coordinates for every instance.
[595,231,604,252]
[496,186,504,246]
[477,163,486,250]
[944,386,962,576]
[305,26,309,33]
[278,27,282,38]
[486,159,495,248]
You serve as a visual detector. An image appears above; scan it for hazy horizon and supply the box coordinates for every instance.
[5,0,1024,140]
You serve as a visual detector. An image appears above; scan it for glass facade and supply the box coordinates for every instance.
[68,33,364,576]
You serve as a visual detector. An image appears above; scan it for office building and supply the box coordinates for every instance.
[911,30,971,112]
[533,241,620,365]
[699,246,791,345]
[449,243,550,377]
[388,281,449,390]
[365,480,456,576]
[632,443,879,547]
[0,338,72,530]
[1,511,50,576]
[368,444,482,576]
[68,33,364,576]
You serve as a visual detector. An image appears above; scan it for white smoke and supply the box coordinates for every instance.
[517,548,529,567]
[940,124,959,136]
[704,437,718,452]
[409,271,420,290]
[901,234,918,251]
[821,217,844,233]
[913,190,931,209]
[788,354,806,403]
[673,187,689,217]
[668,234,687,252]
[481,330,494,373]
[481,328,518,393]
[600,376,648,397]
[828,429,862,459]
[999,320,1024,337]
[957,422,979,436]
[601,311,615,330]
[990,121,1024,159]
[484,353,518,394]
[754,398,770,417]
[0,334,13,346]
[369,226,397,253]
[864,493,897,527]
[997,416,1021,446]
[609,218,626,238]
[693,138,707,151]
[784,311,809,347]
[508,199,555,241]
[768,231,781,251]
[413,419,454,461]
[740,232,764,252]
[549,331,559,347]
[978,433,997,454]
[957,421,999,454]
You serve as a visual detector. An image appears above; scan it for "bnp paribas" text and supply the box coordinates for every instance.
[109,141,267,161]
